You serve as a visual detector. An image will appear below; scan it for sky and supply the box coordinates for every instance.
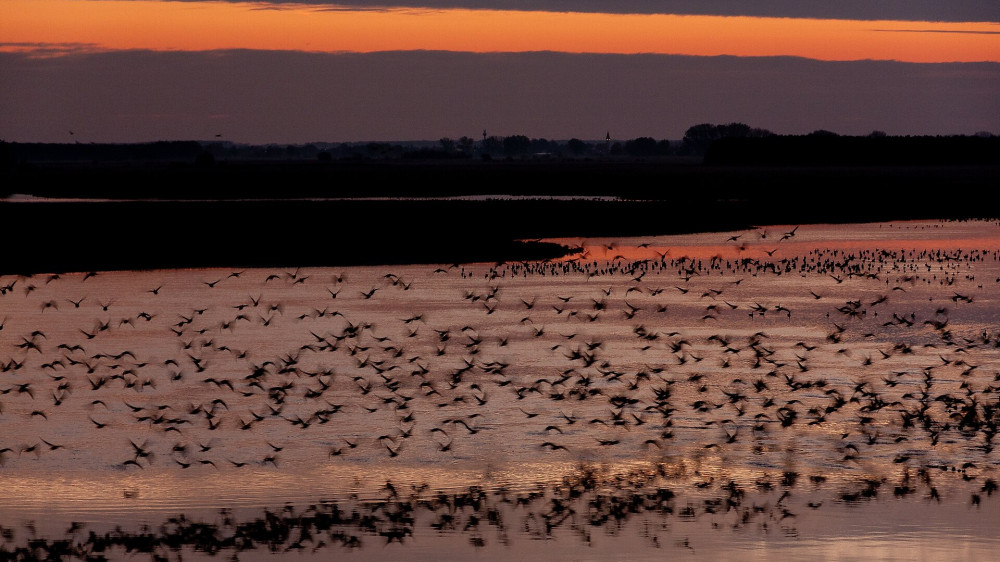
[1,1,998,144]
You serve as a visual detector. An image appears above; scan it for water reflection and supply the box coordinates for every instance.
[2,460,996,560]
[0,219,998,560]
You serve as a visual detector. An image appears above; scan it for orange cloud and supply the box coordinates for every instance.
[3,1,997,62]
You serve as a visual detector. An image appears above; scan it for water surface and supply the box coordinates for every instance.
[1,219,997,560]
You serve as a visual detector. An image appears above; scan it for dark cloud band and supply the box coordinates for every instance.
[172,1,1000,23]
[3,50,997,143]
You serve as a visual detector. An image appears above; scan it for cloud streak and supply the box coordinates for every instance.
[0,42,105,58]
[156,0,1000,22]
[872,28,1000,35]
[166,1,1000,23]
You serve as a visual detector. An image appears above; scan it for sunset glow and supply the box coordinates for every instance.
[3,0,997,62]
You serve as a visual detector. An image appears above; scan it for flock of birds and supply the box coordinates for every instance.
[0,221,998,559]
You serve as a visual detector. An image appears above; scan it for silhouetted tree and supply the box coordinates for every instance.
[566,138,588,156]
[195,150,215,167]
[624,137,658,157]
[529,138,558,155]
[503,135,532,157]
[0,140,13,174]
[681,122,772,156]
[481,136,503,156]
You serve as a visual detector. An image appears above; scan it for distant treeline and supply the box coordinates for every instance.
[2,124,997,166]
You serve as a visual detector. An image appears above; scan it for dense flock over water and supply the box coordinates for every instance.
[0,220,998,560]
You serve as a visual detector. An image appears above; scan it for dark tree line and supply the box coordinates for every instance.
[2,123,996,167]
[679,122,775,155]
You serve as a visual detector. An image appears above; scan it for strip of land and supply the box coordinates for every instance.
[2,149,997,273]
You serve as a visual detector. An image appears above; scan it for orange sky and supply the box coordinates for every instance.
[3,0,998,62]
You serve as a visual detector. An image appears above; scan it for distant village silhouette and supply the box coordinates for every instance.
[3,123,997,167]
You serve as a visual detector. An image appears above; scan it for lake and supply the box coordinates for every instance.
[1,219,997,560]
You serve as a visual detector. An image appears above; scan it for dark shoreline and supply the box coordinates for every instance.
[3,159,998,274]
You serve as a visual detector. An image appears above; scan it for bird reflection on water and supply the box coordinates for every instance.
[0,220,998,560]
[1,461,997,560]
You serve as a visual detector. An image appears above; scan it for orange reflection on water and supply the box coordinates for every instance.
[2,0,997,62]
[550,228,1000,263]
